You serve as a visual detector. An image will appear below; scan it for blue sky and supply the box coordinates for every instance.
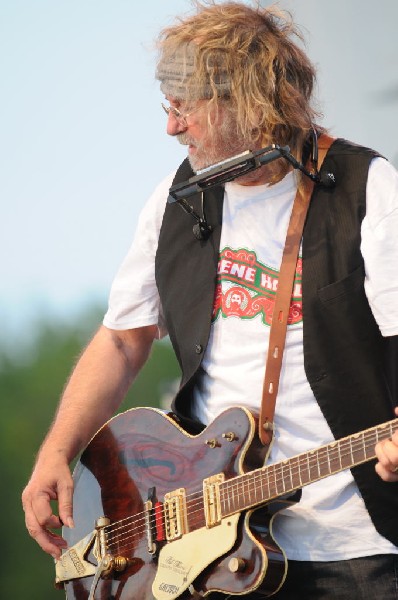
[1,0,397,348]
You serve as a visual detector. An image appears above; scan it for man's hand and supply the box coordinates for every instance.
[22,455,75,558]
[375,407,398,482]
[21,324,157,557]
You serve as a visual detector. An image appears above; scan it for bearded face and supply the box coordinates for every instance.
[176,105,255,173]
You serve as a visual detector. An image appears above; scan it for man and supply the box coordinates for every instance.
[22,2,398,599]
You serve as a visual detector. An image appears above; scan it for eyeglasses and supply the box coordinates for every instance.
[161,102,200,127]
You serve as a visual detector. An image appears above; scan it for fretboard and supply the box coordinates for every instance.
[219,418,398,517]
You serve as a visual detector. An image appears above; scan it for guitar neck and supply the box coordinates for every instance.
[219,418,398,517]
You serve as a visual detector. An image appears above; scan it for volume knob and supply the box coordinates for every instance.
[228,557,246,573]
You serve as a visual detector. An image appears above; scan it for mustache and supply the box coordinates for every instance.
[177,133,195,146]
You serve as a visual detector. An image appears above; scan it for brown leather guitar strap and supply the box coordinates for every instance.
[259,134,335,445]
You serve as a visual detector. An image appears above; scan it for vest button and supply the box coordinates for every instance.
[195,344,203,354]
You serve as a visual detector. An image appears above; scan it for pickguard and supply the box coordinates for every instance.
[152,513,240,600]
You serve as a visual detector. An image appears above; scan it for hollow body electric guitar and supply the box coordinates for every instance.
[55,406,398,599]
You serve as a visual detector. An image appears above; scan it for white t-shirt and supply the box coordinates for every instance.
[103,157,398,560]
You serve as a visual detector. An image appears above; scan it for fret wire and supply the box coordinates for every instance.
[350,436,354,464]
[289,458,295,488]
[255,472,258,502]
[317,448,322,478]
[281,463,286,493]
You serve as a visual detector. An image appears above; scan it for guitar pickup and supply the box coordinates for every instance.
[163,488,188,541]
[203,473,225,528]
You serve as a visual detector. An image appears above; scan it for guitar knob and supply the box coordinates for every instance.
[228,557,246,573]
[222,432,237,442]
[205,438,220,448]
[113,557,128,572]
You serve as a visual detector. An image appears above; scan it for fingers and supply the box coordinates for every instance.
[24,513,67,559]
[22,466,75,559]
[375,431,398,482]
[22,489,67,558]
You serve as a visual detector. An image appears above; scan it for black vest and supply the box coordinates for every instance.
[155,139,398,546]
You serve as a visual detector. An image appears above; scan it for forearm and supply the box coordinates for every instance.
[36,324,156,465]
[22,323,157,557]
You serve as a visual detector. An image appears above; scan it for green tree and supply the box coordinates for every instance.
[0,307,180,599]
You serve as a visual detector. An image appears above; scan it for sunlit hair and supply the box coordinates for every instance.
[156,1,322,177]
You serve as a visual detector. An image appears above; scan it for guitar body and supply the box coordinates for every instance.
[62,406,289,599]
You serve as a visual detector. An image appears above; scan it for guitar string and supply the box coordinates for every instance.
[106,418,395,541]
[216,421,396,508]
[104,422,396,553]
[106,495,205,555]
[102,423,396,555]
[105,491,205,548]
[105,421,395,556]
[106,461,386,554]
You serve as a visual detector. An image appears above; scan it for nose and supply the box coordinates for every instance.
[166,113,187,136]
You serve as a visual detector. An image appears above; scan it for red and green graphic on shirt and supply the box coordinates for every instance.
[212,247,303,326]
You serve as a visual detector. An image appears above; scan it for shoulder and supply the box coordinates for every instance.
[329,138,382,158]
[366,157,398,227]
[368,156,398,189]
[321,138,383,195]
